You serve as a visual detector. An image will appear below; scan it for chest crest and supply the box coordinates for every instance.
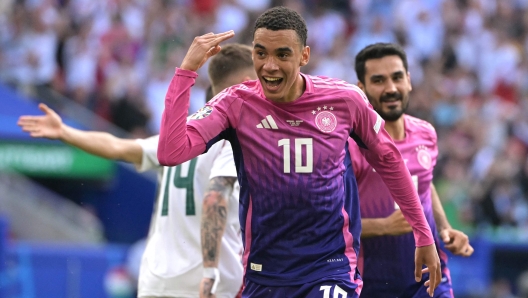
[312,106,337,133]
[416,145,432,170]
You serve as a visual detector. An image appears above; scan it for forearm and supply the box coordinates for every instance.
[60,125,142,164]
[157,68,206,166]
[201,177,236,268]
[430,183,451,232]
[361,133,433,247]
[361,218,386,238]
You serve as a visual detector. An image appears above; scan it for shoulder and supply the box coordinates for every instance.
[404,115,437,140]
[309,75,369,104]
[208,80,259,106]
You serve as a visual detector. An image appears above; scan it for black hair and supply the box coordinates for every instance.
[355,43,409,84]
[254,6,308,46]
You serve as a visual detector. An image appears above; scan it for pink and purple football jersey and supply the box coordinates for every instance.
[157,68,434,289]
[350,115,452,297]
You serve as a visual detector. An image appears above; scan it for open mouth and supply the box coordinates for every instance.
[263,76,283,91]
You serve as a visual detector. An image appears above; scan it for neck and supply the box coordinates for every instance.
[383,115,405,141]
[282,73,305,103]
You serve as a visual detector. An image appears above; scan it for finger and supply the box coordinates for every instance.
[428,266,438,296]
[415,260,423,282]
[211,30,235,43]
[17,116,39,124]
[38,103,51,114]
[462,244,474,257]
[30,131,43,137]
[207,45,222,57]
[440,230,450,243]
[201,30,234,41]
[422,267,429,274]
[424,280,430,287]
[21,126,36,133]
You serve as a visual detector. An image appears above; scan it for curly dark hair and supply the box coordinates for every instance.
[355,43,409,84]
[253,6,308,46]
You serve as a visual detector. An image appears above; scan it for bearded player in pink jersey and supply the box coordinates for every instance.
[350,42,474,298]
[157,6,441,298]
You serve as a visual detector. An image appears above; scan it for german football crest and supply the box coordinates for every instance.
[416,146,432,170]
[312,106,337,133]
[190,106,213,120]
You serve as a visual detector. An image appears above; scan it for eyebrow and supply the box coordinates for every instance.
[254,43,293,53]
[369,71,405,80]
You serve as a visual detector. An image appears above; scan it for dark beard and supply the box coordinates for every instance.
[377,106,405,122]
[371,92,409,121]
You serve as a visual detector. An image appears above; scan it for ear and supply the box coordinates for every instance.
[407,71,413,92]
[357,80,366,93]
[251,42,255,62]
[300,46,310,67]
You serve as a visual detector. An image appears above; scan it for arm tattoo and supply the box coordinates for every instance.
[201,176,236,267]
[202,279,214,296]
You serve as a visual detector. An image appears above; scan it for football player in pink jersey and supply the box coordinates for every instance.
[350,42,474,298]
[158,6,441,298]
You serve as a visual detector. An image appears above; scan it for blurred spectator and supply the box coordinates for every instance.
[1,0,528,238]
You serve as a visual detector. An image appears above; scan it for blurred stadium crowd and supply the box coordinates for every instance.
[1,0,528,238]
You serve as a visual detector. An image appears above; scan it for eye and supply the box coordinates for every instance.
[255,51,265,58]
[278,53,289,59]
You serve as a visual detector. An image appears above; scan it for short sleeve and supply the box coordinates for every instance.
[209,140,237,179]
[135,135,161,172]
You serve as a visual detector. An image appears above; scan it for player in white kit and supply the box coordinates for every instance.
[17,43,256,298]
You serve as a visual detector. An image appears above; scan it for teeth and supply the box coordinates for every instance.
[264,77,281,81]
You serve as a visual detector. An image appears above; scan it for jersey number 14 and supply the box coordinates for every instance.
[161,158,198,216]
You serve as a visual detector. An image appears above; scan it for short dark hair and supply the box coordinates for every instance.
[355,43,409,84]
[208,43,253,88]
[254,6,308,46]
[205,85,214,102]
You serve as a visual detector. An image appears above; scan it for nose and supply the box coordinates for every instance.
[263,56,279,72]
[385,79,397,93]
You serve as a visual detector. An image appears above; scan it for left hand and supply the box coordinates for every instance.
[440,228,474,257]
[415,244,441,297]
[199,277,216,298]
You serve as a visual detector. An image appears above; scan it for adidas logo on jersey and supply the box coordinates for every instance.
[256,115,278,129]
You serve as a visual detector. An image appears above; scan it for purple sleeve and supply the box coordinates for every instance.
[348,91,434,247]
[157,68,207,166]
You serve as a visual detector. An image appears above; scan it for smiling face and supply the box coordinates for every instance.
[358,55,412,122]
[252,28,310,103]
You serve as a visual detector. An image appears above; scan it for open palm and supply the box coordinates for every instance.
[17,103,63,139]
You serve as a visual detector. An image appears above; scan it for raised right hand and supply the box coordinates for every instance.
[180,31,235,72]
[17,103,63,140]
[384,209,413,236]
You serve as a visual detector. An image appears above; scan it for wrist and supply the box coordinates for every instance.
[380,217,389,236]
[59,124,69,141]
[203,267,220,294]
[437,224,452,233]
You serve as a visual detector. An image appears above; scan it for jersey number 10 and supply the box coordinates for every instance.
[278,138,313,173]
[161,158,198,216]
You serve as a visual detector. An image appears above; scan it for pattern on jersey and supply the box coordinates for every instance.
[190,106,213,120]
